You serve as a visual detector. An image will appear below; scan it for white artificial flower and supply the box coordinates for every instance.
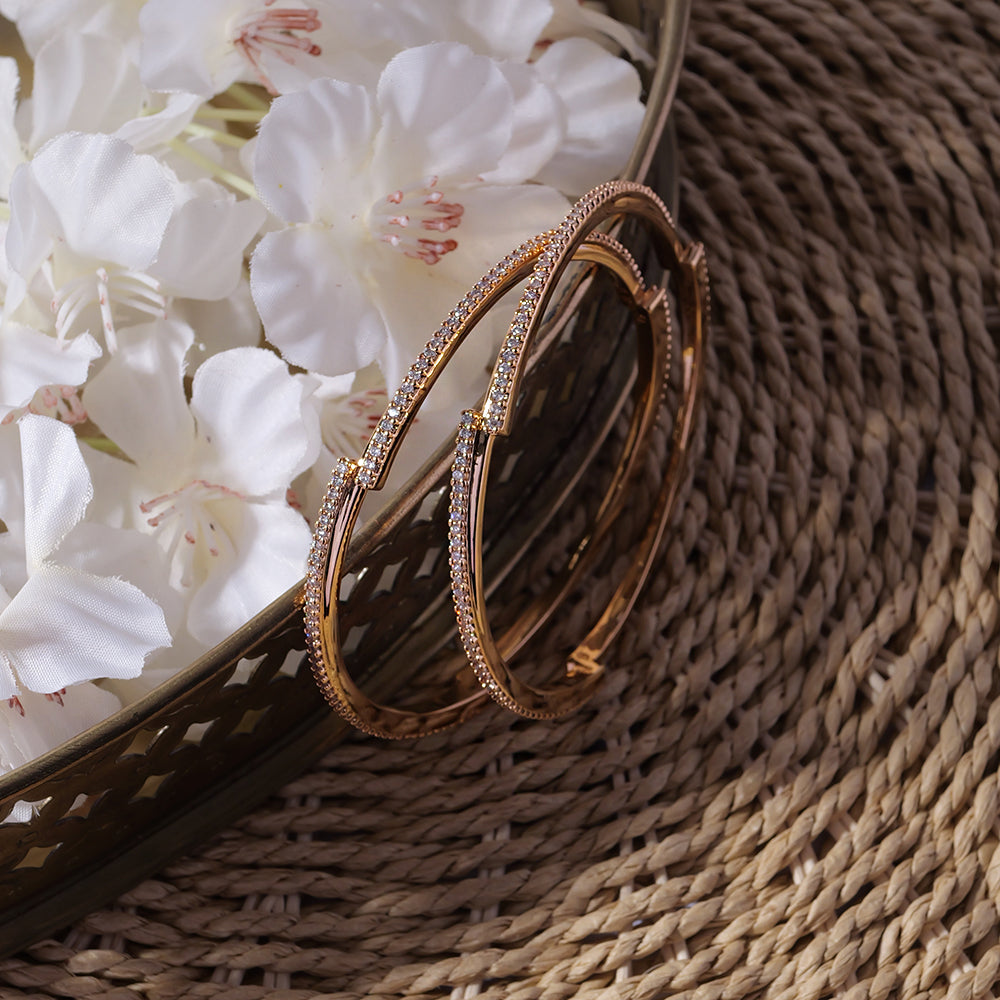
[376,0,554,62]
[139,0,386,98]
[0,413,171,700]
[152,176,266,301]
[5,132,264,356]
[5,132,174,350]
[82,320,318,648]
[26,30,203,156]
[26,30,143,151]
[172,275,263,359]
[250,42,568,395]
[530,37,646,195]
[138,0,575,99]
[0,10,200,165]
[0,323,100,415]
[0,0,142,58]
[1,685,122,781]
[359,0,645,193]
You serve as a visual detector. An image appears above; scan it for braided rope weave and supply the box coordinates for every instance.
[4,1,1000,996]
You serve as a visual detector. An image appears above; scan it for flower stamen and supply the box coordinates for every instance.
[1,386,87,426]
[51,267,167,351]
[370,178,464,265]
[140,480,244,587]
[319,387,386,459]
[232,3,323,96]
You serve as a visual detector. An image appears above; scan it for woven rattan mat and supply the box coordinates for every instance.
[6,1,1000,996]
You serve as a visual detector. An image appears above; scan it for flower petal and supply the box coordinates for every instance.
[138,0,236,97]
[190,346,318,496]
[483,62,566,185]
[0,684,122,774]
[0,563,170,693]
[185,500,310,647]
[10,132,174,274]
[52,521,183,636]
[542,0,653,66]
[5,161,59,283]
[254,78,375,224]
[151,178,266,300]
[28,31,143,150]
[0,57,24,200]
[0,0,140,57]
[174,276,262,359]
[370,258,480,398]
[19,414,92,569]
[374,43,514,186]
[0,324,100,410]
[531,38,645,195]
[83,319,196,471]
[379,0,553,62]
[115,92,202,153]
[75,443,135,530]
[251,225,386,376]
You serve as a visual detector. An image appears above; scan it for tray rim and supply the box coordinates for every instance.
[0,0,691,812]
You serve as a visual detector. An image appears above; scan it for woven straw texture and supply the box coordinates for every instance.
[5,0,1000,996]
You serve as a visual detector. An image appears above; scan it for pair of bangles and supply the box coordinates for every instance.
[302,180,708,739]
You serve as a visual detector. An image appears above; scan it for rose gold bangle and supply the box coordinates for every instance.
[448,180,709,719]
[303,225,659,738]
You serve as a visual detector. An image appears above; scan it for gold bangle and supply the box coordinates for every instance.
[303,227,657,738]
[448,180,709,719]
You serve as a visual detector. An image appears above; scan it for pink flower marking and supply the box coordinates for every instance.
[349,389,388,432]
[7,696,24,716]
[233,2,323,95]
[2,386,87,426]
[318,387,388,462]
[406,238,459,265]
[371,179,464,265]
[140,480,244,561]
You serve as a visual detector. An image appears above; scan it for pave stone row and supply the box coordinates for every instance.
[481,180,669,434]
[303,458,353,713]
[447,412,524,715]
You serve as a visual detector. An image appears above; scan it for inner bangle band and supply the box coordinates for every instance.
[448,180,709,720]
[303,228,656,738]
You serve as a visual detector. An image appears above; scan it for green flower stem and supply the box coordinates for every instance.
[226,82,270,112]
[166,138,258,199]
[184,122,247,149]
[195,106,266,124]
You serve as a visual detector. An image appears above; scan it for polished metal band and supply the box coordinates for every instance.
[447,180,708,719]
[304,220,662,737]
